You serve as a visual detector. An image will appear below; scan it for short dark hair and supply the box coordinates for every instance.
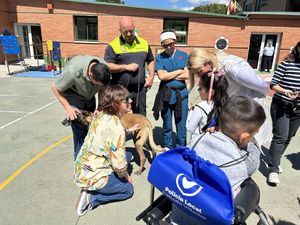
[219,96,266,136]
[97,85,129,115]
[90,62,111,85]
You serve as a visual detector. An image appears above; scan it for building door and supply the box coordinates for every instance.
[31,26,43,59]
[14,24,43,59]
[247,34,262,69]
[247,33,280,71]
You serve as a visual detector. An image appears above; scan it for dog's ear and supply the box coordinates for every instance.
[75,112,92,127]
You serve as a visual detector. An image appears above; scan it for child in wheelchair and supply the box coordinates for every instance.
[138,96,269,225]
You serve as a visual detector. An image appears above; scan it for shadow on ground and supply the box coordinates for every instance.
[268,215,297,225]
[153,126,178,148]
[126,146,152,174]
[285,152,300,170]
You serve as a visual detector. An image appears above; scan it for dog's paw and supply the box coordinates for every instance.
[134,168,145,175]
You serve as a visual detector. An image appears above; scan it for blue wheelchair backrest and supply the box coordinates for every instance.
[148,147,234,225]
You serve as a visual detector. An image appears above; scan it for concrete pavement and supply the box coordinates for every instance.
[0,68,299,225]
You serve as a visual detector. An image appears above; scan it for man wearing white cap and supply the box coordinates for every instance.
[152,30,189,149]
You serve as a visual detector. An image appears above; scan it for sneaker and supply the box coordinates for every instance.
[268,172,280,184]
[278,166,283,173]
[267,165,283,173]
[76,190,92,216]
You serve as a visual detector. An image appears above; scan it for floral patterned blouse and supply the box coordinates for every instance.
[74,111,127,191]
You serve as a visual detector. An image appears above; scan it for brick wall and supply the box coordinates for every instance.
[0,0,11,63]
[5,0,300,66]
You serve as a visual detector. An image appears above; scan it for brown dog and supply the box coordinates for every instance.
[73,110,164,175]
[120,113,164,175]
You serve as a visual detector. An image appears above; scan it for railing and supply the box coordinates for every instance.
[2,43,48,75]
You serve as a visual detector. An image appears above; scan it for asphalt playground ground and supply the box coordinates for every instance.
[0,73,299,225]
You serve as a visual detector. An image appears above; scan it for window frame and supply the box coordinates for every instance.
[163,18,189,45]
[74,15,98,42]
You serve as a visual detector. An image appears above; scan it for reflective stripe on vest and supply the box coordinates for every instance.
[109,37,149,54]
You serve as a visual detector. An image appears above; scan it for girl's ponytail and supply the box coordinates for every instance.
[201,73,228,131]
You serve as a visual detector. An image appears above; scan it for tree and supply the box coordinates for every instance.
[192,4,227,14]
[96,0,125,4]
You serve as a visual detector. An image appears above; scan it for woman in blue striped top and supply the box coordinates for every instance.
[268,41,300,185]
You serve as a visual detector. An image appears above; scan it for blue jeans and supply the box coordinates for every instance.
[91,152,134,208]
[161,97,188,149]
[71,122,88,160]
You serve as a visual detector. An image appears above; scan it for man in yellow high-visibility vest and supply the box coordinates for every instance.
[104,17,154,116]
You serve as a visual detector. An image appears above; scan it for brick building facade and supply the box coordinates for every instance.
[0,0,299,71]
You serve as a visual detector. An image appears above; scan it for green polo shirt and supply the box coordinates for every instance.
[55,55,107,100]
[104,36,154,89]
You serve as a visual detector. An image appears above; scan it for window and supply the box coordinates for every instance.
[289,0,300,11]
[74,16,98,41]
[163,18,188,45]
[243,0,253,11]
[255,0,269,11]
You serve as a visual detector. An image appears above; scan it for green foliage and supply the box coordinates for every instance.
[192,4,227,14]
[95,0,125,4]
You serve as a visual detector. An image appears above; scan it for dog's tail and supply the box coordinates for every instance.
[147,127,165,153]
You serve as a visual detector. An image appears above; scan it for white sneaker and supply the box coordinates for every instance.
[278,166,283,173]
[76,190,92,216]
[268,172,280,184]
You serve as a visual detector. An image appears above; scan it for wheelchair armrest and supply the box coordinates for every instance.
[234,178,260,224]
[136,195,172,223]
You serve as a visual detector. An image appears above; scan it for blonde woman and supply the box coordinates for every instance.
[187,48,272,146]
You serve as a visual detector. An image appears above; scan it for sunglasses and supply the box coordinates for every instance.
[162,42,175,49]
[120,29,135,35]
[121,95,131,104]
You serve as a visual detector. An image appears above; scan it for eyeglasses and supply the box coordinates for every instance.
[162,42,175,49]
[120,29,135,36]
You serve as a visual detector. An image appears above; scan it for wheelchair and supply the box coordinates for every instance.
[136,178,270,225]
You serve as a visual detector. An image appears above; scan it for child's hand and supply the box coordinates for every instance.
[206,126,216,133]
[285,90,298,100]
[128,123,141,133]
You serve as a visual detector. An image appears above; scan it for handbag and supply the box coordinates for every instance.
[148,146,234,225]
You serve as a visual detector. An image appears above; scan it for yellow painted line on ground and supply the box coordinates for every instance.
[0,134,72,192]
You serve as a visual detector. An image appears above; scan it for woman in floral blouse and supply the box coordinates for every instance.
[75,84,138,216]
